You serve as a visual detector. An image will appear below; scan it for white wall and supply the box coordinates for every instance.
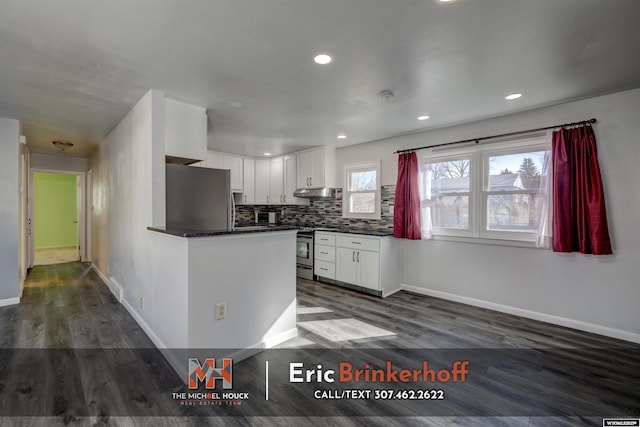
[31,153,88,172]
[337,88,640,342]
[92,89,171,345]
[0,118,20,303]
[187,232,298,349]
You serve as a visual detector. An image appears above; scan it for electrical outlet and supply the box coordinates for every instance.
[140,297,144,309]
[389,205,394,215]
[215,303,226,320]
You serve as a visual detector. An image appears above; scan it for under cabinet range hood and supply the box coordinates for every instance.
[293,187,336,199]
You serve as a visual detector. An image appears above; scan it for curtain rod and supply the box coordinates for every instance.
[394,118,597,154]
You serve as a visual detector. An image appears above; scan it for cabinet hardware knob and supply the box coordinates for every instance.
[357,251,360,262]
[352,251,355,262]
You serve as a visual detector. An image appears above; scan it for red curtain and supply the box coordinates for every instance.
[394,152,421,240]
[552,125,612,255]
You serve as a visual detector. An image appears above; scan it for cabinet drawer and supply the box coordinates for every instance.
[315,261,335,279]
[336,235,380,252]
[315,244,335,262]
[315,233,336,246]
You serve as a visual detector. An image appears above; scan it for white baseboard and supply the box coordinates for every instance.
[401,283,640,345]
[108,277,124,302]
[91,264,123,302]
[383,287,402,298]
[0,297,20,307]
[259,327,299,350]
[120,297,189,381]
[89,263,299,382]
[89,265,185,381]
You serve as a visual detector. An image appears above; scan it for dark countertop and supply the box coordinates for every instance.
[147,225,298,238]
[148,225,394,238]
[311,227,395,237]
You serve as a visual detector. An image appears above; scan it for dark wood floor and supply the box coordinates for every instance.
[0,262,638,426]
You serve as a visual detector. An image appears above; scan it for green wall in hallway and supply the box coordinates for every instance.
[34,173,78,249]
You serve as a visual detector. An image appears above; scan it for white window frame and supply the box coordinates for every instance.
[427,148,477,238]
[426,136,550,244]
[342,160,381,219]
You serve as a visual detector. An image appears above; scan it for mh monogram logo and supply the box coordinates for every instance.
[188,358,233,389]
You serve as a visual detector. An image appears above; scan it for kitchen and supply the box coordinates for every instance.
[146,96,403,377]
[1,1,639,422]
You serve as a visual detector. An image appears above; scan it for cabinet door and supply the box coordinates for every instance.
[223,155,243,193]
[206,151,224,169]
[309,148,325,188]
[242,158,255,204]
[283,155,298,204]
[297,151,312,188]
[269,157,284,204]
[356,250,380,290]
[254,159,270,204]
[165,97,207,161]
[336,247,358,284]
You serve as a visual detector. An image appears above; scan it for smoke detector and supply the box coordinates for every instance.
[379,89,396,101]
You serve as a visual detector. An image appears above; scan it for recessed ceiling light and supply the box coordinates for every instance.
[417,115,430,121]
[337,134,347,139]
[227,100,245,109]
[314,54,332,65]
[437,0,456,3]
[505,93,522,100]
[264,152,272,157]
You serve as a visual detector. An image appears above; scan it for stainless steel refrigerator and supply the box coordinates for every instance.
[166,164,234,231]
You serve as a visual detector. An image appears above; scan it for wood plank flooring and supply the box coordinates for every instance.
[0,262,637,426]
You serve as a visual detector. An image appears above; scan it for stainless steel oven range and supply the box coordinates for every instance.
[296,228,314,280]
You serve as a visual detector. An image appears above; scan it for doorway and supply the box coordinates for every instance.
[30,171,87,266]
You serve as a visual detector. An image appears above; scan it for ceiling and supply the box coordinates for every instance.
[2,0,640,158]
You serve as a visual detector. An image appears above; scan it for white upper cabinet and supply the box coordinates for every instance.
[165,97,207,162]
[296,146,336,188]
[283,155,307,204]
[242,158,255,204]
[206,151,224,169]
[203,151,243,193]
[223,155,243,193]
[269,157,284,204]
[254,159,270,204]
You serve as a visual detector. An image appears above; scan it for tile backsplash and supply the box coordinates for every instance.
[235,185,395,232]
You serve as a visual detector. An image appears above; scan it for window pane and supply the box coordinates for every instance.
[349,192,376,214]
[428,159,470,193]
[431,195,469,229]
[487,193,542,231]
[349,169,377,191]
[488,151,547,190]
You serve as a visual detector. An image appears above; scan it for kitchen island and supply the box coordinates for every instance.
[146,226,298,379]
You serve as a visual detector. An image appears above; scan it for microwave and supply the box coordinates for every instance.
[255,211,277,225]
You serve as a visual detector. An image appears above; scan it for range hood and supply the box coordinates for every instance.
[293,187,336,199]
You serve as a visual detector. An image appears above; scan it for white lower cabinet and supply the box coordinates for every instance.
[315,232,400,296]
[336,246,379,290]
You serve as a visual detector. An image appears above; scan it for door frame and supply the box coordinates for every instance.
[29,168,90,265]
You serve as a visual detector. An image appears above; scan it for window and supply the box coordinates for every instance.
[421,137,550,243]
[343,161,381,219]
[427,155,472,232]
